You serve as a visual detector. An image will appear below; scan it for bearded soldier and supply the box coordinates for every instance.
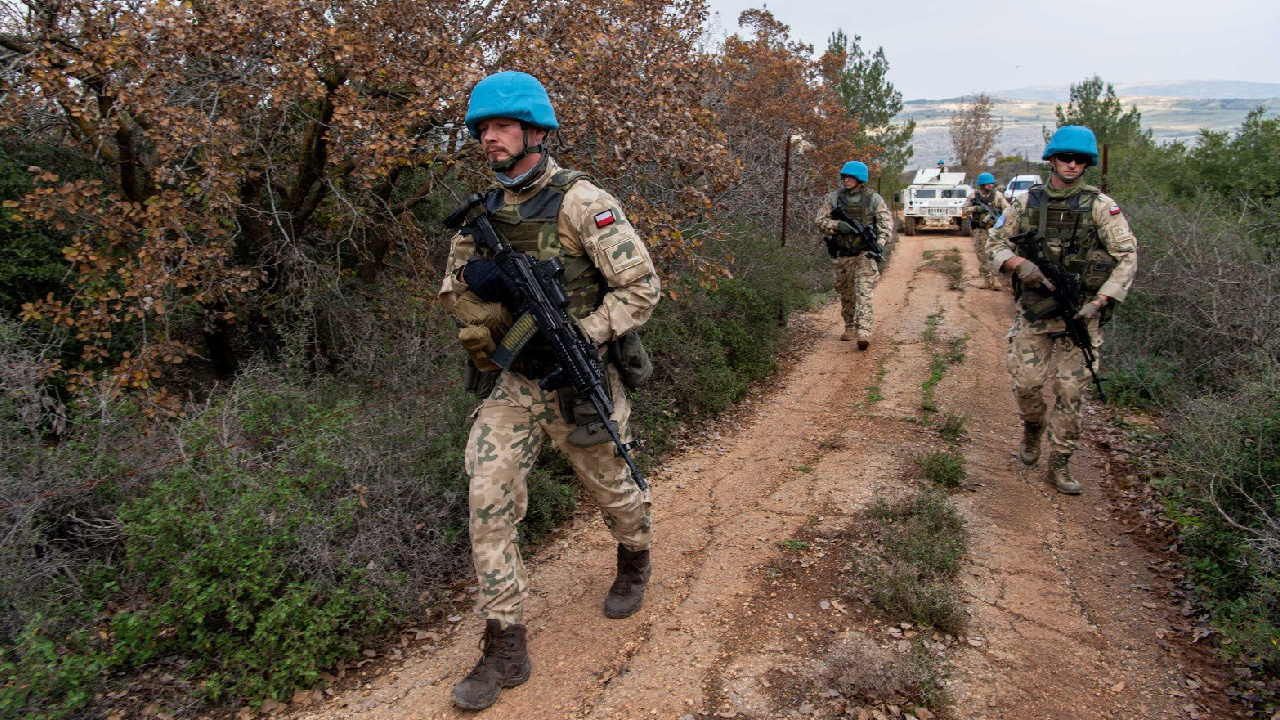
[966,172,1009,290]
[438,71,659,710]
[986,125,1138,494]
[814,161,893,350]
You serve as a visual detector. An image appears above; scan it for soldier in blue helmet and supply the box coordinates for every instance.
[986,125,1138,494]
[965,171,1009,289]
[814,161,893,349]
[440,71,660,709]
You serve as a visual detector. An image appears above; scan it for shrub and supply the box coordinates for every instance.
[915,451,966,488]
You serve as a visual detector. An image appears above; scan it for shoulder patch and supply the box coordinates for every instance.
[994,213,1007,229]
[1109,205,1121,216]
[594,209,617,229]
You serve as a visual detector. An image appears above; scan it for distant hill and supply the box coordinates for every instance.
[988,80,1280,104]
[894,92,1279,171]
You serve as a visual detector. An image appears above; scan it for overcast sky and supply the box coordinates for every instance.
[702,0,1280,99]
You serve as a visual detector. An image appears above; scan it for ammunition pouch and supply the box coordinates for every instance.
[609,331,652,389]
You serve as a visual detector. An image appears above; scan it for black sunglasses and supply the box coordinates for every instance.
[1052,152,1092,165]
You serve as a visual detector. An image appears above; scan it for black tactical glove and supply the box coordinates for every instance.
[836,220,855,235]
[462,258,520,305]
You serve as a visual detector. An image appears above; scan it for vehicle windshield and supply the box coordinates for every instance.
[913,189,936,199]
[941,188,967,199]
[1010,180,1035,191]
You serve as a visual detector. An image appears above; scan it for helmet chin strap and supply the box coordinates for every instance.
[489,125,546,173]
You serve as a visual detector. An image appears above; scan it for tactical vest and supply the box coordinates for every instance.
[973,191,999,221]
[831,189,876,256]
[479,169,608,366]
[1022,184,1116,301]
[836,189,876,226]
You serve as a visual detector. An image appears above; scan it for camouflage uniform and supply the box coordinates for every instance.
[986,182,1137,457]
[440,157,659,628]
[814,187,893,337]
[965,187,1009,288]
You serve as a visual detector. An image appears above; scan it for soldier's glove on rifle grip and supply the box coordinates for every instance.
[1014,258,1056,292]
[1074,298,1104,321]
[462,258,520,305]
[836,221,855,235]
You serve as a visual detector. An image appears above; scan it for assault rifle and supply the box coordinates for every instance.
[1009,229,1106,401]
[446,194,647,491]
[828,206,884,260]
[970,196,1001,228]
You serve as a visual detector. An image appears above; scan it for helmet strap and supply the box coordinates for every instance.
[494,151,549,192]
[489,125,547,174]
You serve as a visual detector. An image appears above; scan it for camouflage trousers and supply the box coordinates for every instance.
[1005,311,1104,456]
[971,228,997,286]
[833,254,880,332]
[464,364,653,628]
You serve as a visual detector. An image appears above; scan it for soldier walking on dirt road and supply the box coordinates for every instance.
[438,71,660,710]
[985,125,1138,494]
[966,171,1008,290]
[814,161,894,350]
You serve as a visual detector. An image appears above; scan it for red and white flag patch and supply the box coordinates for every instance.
[1110,205,1122,216]
[594,209,617,228]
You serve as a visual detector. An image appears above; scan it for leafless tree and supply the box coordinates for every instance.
[949,93,1002,175]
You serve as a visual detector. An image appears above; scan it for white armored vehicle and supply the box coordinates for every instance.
[899,168,971,235]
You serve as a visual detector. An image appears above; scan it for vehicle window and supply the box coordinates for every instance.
[914,189,936,199]
[941,189,967,199]
[1010,180,1034,191]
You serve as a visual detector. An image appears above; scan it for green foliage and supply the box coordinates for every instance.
[1188,107,1280,202]
[108,396,395,702]
[0,623,109,719]
[0,142,73,316]
[825,29,915,179]
[1052,75,1149,149]
[866,491,968,633]
[1161,373,1280,672]
[914,450,966,488]
[933,412,968,444]
[635,227,824,441]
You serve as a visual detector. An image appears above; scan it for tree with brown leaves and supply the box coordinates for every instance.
[0,0,726,411]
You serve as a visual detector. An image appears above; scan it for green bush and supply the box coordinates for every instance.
[1162,370,1280,672]
[915,451,966,488]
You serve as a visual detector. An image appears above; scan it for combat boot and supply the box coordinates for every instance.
[604,543,651,619]
[840,327,855,342]
[1048,453,1081,495]
[1019,421,1044,465]
[450,620,532,710]
[856,330,870,351]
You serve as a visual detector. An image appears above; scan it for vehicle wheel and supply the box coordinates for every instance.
[904,216,916,236]
[960,217,972,235]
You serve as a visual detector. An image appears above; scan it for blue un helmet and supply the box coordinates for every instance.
[840,161,869,182]
[1042,125,1098,166]
[976,172,995,186]
[464,71,559,139]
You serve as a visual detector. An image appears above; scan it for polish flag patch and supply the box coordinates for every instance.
[1110,205,1122,216]
[594,209,617,228]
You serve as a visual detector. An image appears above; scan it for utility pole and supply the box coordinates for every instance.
[781,135,793,247]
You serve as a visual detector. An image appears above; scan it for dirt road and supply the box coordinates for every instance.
[294,230,1235,719]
